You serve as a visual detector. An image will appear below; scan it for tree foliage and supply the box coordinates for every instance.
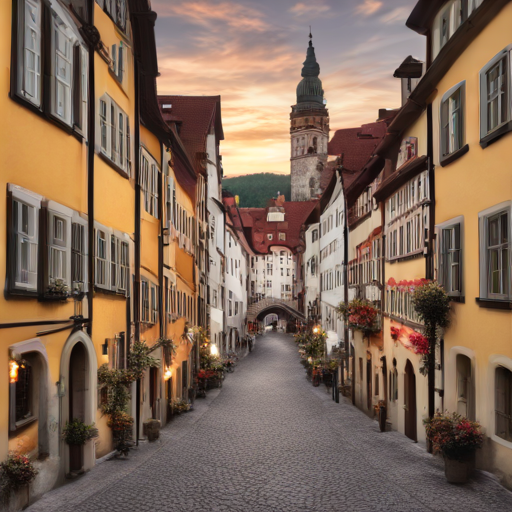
[222,173,291,207]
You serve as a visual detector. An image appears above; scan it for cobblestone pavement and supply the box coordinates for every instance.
[27,333,512,512]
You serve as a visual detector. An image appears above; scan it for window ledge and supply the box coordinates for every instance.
[13,416,37,432]
[480,121,512,149]
[449,296,465,303]
[97,152,130,179]
[439,144,469,167]
[385,313,423,331]
[475,298,512,310]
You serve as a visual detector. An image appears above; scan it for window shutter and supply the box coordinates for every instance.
[118,42,124,82]
[111,44,117,74]
[126,121,131,175]
[21,0,42,106]
[52,14,73,125]
[47,209,72,289]
[13,199,39,291]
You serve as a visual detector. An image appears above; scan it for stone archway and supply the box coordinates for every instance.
[59,330,97,476]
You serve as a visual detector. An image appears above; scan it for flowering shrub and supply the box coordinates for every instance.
[409,332,429,355]
[62,419,98,445]
[170,398,191,414]
[0,453,37,493]
[107,412,133,455]
[337,299,380,335]
[424,412,484,460]
[390,326,400,341]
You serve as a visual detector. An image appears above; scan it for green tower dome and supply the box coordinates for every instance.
[296,39,324,107]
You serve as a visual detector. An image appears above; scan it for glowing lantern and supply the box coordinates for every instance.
[164,367,172,381]
[9,360,19,383]
[210,344,219,356]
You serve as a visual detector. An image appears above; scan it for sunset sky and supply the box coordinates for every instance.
[153,0,425,178]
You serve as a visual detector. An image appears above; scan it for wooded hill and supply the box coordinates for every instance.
[222,173,291,208]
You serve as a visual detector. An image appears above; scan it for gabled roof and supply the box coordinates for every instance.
[158,96,224,177]
[239,199,317,255]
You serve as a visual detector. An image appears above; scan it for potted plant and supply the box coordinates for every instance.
[0,453,38,503]
[107,412,134,456]
[424,412,484,483]
[62,419,98,471]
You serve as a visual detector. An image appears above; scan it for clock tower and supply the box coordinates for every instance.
[290,35,329,202]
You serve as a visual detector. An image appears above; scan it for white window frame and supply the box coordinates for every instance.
[94,223,112,290]
[440,81,465,160]
[9,185,42,293]
[480,46,512,141]
[71,212,88,292]
[436,216,464,297]
[51,11,74,126]
[478,202,512,300]
[98,94,130,173]
[140,148,159,218]
[46,200,73,291]
[17,0,43,107]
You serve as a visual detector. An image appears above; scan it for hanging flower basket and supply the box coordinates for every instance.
[336,299,380,337]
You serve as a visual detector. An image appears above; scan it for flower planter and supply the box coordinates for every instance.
[143,419,161,442]
[69,444,83,472]
[444,455,474,484]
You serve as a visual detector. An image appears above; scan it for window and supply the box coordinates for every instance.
[151,283,158,324]
[440,81,465,161]
[495,366,512,442]
[437,219,463,297]
[141,279,150,323]
[312,229,318,242]
[479,206,510,300]
[228,291,233,316]
[480,46,512,144]
[71,218,87,290]
[101,0,127,31]
[13,1,88,132]
[279,232,286,241]
[235,301,239,315]
[140,149,159,217]
[98,94,130,174]
[95,228,109,289]
[47,207,72,290]
[266,280,272,288]
[8,185,42,294]
[110,42,125,83]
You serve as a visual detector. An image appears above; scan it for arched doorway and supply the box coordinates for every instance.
[69,343,87,423]
[456,354,474,419]
[404,359,417,441]
[60,331,97,477]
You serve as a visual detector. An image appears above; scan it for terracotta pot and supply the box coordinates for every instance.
[444,455,474,484]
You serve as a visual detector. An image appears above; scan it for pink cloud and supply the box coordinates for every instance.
[355,0,383,16]
[289,2,331,17]
[152,1,268,32]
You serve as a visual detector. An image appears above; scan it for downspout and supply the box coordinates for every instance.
[337,164,351,396]
[133,59,141,446]
[426,102,436,422]
[158,146,164,339]
[85,8,96,338]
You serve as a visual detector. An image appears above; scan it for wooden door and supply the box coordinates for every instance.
[404,360,417,441]
[149,367,158,419]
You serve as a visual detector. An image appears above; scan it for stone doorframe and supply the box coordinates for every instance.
[59,330,97,477]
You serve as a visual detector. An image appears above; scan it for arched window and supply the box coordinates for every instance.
[312,137,318,153]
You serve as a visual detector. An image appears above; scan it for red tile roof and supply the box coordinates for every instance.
[327,121,387,171]
[239,199,317,255]
[157,96,224,177]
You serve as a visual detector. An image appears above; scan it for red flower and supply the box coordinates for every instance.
[409,332,429,354]
[390,326,400,341]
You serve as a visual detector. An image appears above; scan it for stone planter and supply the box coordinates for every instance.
[143,419,161,442]
[444,454,474,484]
[68,444,83,472]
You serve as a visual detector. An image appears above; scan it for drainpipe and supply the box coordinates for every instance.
[158,147,164,340]
[426,102,436,422]
[133,59,141,446]
[337,163,351,397]
[85,10,96,338]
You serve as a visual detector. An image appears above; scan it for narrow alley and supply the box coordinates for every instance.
[26,333,512,512]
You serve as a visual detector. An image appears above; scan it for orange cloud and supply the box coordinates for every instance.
[289,2,331,17]
[355,0,383,16]
[152,1,268,32]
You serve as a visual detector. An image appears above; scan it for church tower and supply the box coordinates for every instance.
[290,34,329,202]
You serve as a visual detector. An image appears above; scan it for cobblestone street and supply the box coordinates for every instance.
[27,333,512,512]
